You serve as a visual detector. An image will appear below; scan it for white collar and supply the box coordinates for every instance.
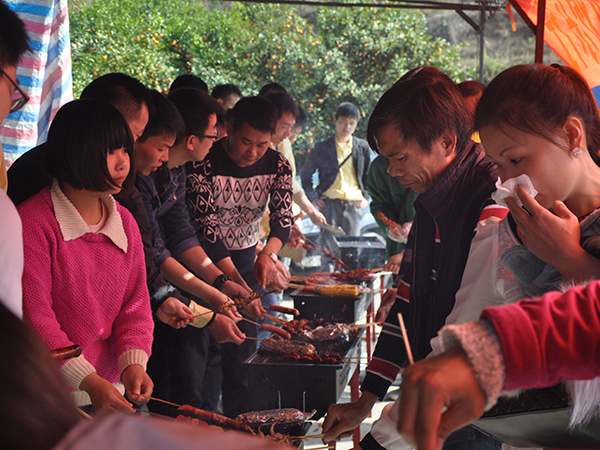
[50,179,128,253]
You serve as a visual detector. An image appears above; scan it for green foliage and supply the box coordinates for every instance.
[70,0,471,163]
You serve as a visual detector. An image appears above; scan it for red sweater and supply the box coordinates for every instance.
[19,188,153,389]
[482,281,600,391]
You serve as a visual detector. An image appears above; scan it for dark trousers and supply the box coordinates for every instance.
[200,259,259,418]
[147,320,210,416]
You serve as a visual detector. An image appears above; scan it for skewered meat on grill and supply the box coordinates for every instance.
[282,319,312,335]
[300,323,352,343]
[259,335,316,357]
[178,404,252,432]
[236,408,310,426]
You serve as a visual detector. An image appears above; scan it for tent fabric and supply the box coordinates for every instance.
[0,0,73,161]
[513,0,600,104]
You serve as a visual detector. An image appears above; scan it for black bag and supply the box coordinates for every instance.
[472,383,600,448]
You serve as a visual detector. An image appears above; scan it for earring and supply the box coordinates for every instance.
[570,147,583,159]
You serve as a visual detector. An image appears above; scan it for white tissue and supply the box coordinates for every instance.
[491,174,538,208]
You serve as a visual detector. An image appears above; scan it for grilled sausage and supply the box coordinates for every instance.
[261,324,291,339]
[269,304,300,316]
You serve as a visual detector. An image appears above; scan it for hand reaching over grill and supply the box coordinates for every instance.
[376,288,398,323]
[240,297,265,320]
[208,314,246,345]
[265,259,291,293]
[122,364,154,406]
[322,391,379,443]
[155,297,194,329]
[80,373,135,414]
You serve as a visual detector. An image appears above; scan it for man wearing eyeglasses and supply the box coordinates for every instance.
[0,0,30,319]
[0,1,30,193]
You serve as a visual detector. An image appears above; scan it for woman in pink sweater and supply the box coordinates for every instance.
[19,99,154,414]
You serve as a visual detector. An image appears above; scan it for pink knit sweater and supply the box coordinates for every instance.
[19,187,153,392]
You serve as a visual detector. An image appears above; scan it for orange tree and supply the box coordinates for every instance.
[70,0,472,161]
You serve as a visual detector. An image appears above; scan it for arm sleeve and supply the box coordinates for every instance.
[481,281,600,391]
[361,268,413,399]
[136,175,172,268]
[111,212,154,364]
[430,217,504,355]
[367,157,394,235]
[267,153,293,245]
[360,144,372,200]
[300,147,319,202]
[158,169,201,259]
[186,160,230,264]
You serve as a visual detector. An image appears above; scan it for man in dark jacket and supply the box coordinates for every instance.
[322,67,506,450]
[301,102,372,263]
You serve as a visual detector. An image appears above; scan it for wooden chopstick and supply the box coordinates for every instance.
[397,313,414,364]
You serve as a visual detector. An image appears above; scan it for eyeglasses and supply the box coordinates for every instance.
[0,68,29,113]
[195,131,220,141]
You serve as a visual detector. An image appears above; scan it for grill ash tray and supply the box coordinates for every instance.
[245,325,363,419]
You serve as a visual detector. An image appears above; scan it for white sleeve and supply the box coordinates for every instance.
[369,402,415,450]
[430,217,504,355]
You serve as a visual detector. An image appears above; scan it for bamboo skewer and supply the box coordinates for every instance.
[397,313,414,365]
[133,407,175,420]
[291,432,326,441]
[263,312,288,325]
[244,336,264,341]
[194,290,277,318]
[77,408,92,420]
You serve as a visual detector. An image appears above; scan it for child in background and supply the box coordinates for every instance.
[19,99,154,414]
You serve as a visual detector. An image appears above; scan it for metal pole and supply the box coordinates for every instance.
[478,1,485,82]
[535,0,546,63]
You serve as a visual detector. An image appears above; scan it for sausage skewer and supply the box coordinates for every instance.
[269,304,300,316]
[241,317,292,339]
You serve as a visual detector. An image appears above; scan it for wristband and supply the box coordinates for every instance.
[212,274,233,291]
[258,250,278,263]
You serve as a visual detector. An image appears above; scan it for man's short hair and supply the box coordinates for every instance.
[44,99,135,193]
[262,91,298,120]
[167,87,224,139]
[258,82,287,96]
[80,73,149,123]
[335,102,360,120]
[0,1,30,69]
[139,90,185,143]
[170,74,208,93]
[230,96,278,136]
[211,83,242,101]
[367,66,470,155]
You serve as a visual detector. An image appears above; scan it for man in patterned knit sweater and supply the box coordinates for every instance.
[186,95,293,417]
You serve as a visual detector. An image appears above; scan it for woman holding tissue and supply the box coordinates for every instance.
[442,62,600,330]
[366,63,600,450]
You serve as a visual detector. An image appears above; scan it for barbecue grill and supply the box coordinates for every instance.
[335,235,386,270]
[245,328,364,419]
[290,288,370,323]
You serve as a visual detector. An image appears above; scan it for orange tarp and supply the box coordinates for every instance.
[513,0,600,93]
